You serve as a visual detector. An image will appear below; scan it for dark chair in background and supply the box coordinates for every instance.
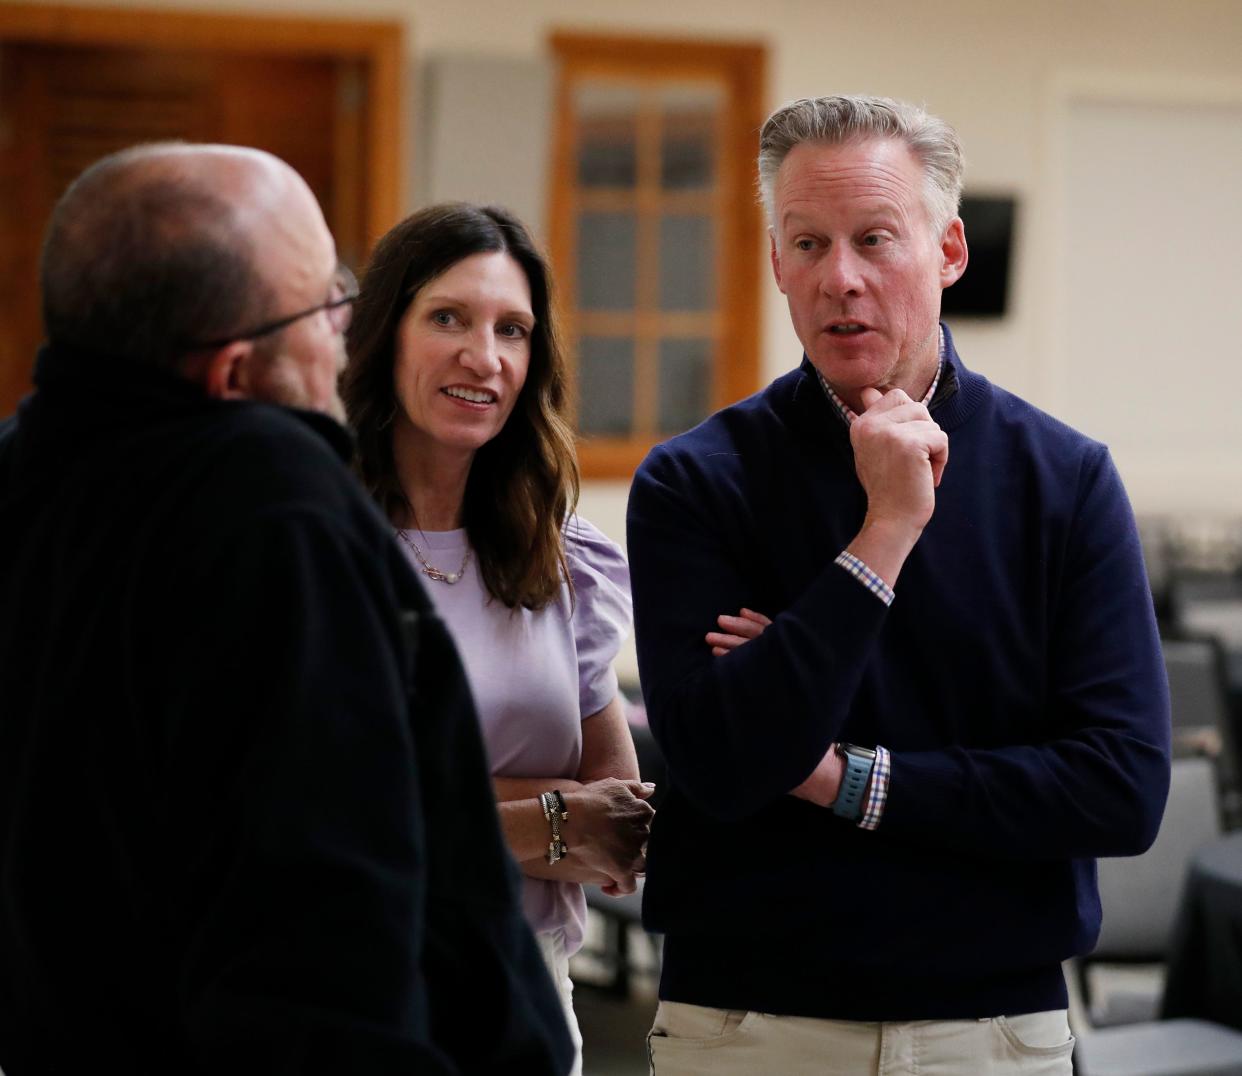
[629,712,667,811]
[1170,572,1242,623]
[1162,634,1242,827]
[1073,750,1242,1068]
[1078,757,1221,1026]
[1070,758,1242,1074]
[1072,1011,1242,1076]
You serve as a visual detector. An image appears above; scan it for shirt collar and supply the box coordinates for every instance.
[816,325,945,426]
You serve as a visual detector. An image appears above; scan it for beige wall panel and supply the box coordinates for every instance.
[9,0,1242,572]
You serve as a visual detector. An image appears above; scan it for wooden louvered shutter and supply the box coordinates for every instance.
[0,38,367,417]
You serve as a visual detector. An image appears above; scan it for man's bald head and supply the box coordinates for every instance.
[40,143,296,368]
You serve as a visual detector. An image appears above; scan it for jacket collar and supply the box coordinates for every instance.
[21,342,353,462]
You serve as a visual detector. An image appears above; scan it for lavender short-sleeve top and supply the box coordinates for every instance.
[395,515,631,953]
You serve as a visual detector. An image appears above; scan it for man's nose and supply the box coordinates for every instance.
[819,245,865,298]
[459,330,501,376]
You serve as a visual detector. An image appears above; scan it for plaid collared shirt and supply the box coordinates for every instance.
[817,328,946,830]
[816,325,945,427]
[859,746,890,831]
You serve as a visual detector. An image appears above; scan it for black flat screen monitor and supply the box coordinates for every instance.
[941,195,1016,318]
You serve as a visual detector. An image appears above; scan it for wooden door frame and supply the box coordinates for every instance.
[547,32,766,479]
[0,2,404,249]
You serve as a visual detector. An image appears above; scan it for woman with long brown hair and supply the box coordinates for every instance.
[344,203,653,1071]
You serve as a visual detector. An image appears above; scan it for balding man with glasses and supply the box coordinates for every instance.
[0,144,572,1075]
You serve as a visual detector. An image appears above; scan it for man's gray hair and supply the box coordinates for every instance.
[758,95,964,233]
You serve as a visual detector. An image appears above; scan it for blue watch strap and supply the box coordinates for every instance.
[832,746,874,821]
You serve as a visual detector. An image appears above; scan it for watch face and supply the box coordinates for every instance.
[841,743,877,762]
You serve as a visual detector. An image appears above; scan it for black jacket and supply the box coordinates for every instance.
[0,346,572,1074]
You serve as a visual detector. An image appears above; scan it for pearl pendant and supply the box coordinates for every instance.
[424,566,461,584]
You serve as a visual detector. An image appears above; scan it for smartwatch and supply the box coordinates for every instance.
[832,743,877,821]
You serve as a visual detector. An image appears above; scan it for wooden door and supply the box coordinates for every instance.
[0,6,400,419]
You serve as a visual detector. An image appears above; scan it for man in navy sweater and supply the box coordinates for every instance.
[627,95,1170,1073]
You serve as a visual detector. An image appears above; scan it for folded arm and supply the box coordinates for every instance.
[494,697,653,892]
[627,388,943,820]
[706,446,1170,859]
[876,447,1170,859]
[632,388,1168,859]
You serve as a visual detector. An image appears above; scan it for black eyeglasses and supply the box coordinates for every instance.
[188,263,359,350]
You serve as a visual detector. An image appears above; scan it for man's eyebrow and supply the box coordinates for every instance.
[782,207,904,231]
[781,210,818,230]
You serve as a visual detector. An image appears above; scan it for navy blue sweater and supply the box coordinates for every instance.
[626,327,1170,1020]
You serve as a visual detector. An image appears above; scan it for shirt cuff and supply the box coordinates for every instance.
[858,745,890,831]
[834,550,895,606]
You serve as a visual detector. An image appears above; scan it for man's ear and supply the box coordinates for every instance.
[939,216,968,289]
[769,228,787,294]
[201,341,258,402]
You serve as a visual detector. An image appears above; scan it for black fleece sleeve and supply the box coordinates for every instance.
[159,507,569,1074]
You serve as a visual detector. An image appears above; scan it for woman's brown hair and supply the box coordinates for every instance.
[343,203,579,610]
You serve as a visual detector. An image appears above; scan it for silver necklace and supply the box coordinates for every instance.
[395,526,471,585]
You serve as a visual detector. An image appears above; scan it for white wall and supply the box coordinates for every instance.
[1055,93,1242,513]
[16,0,1242,676]
[42,0,1234,393]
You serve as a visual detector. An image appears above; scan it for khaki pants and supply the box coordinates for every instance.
[648,1001,1074,1075]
